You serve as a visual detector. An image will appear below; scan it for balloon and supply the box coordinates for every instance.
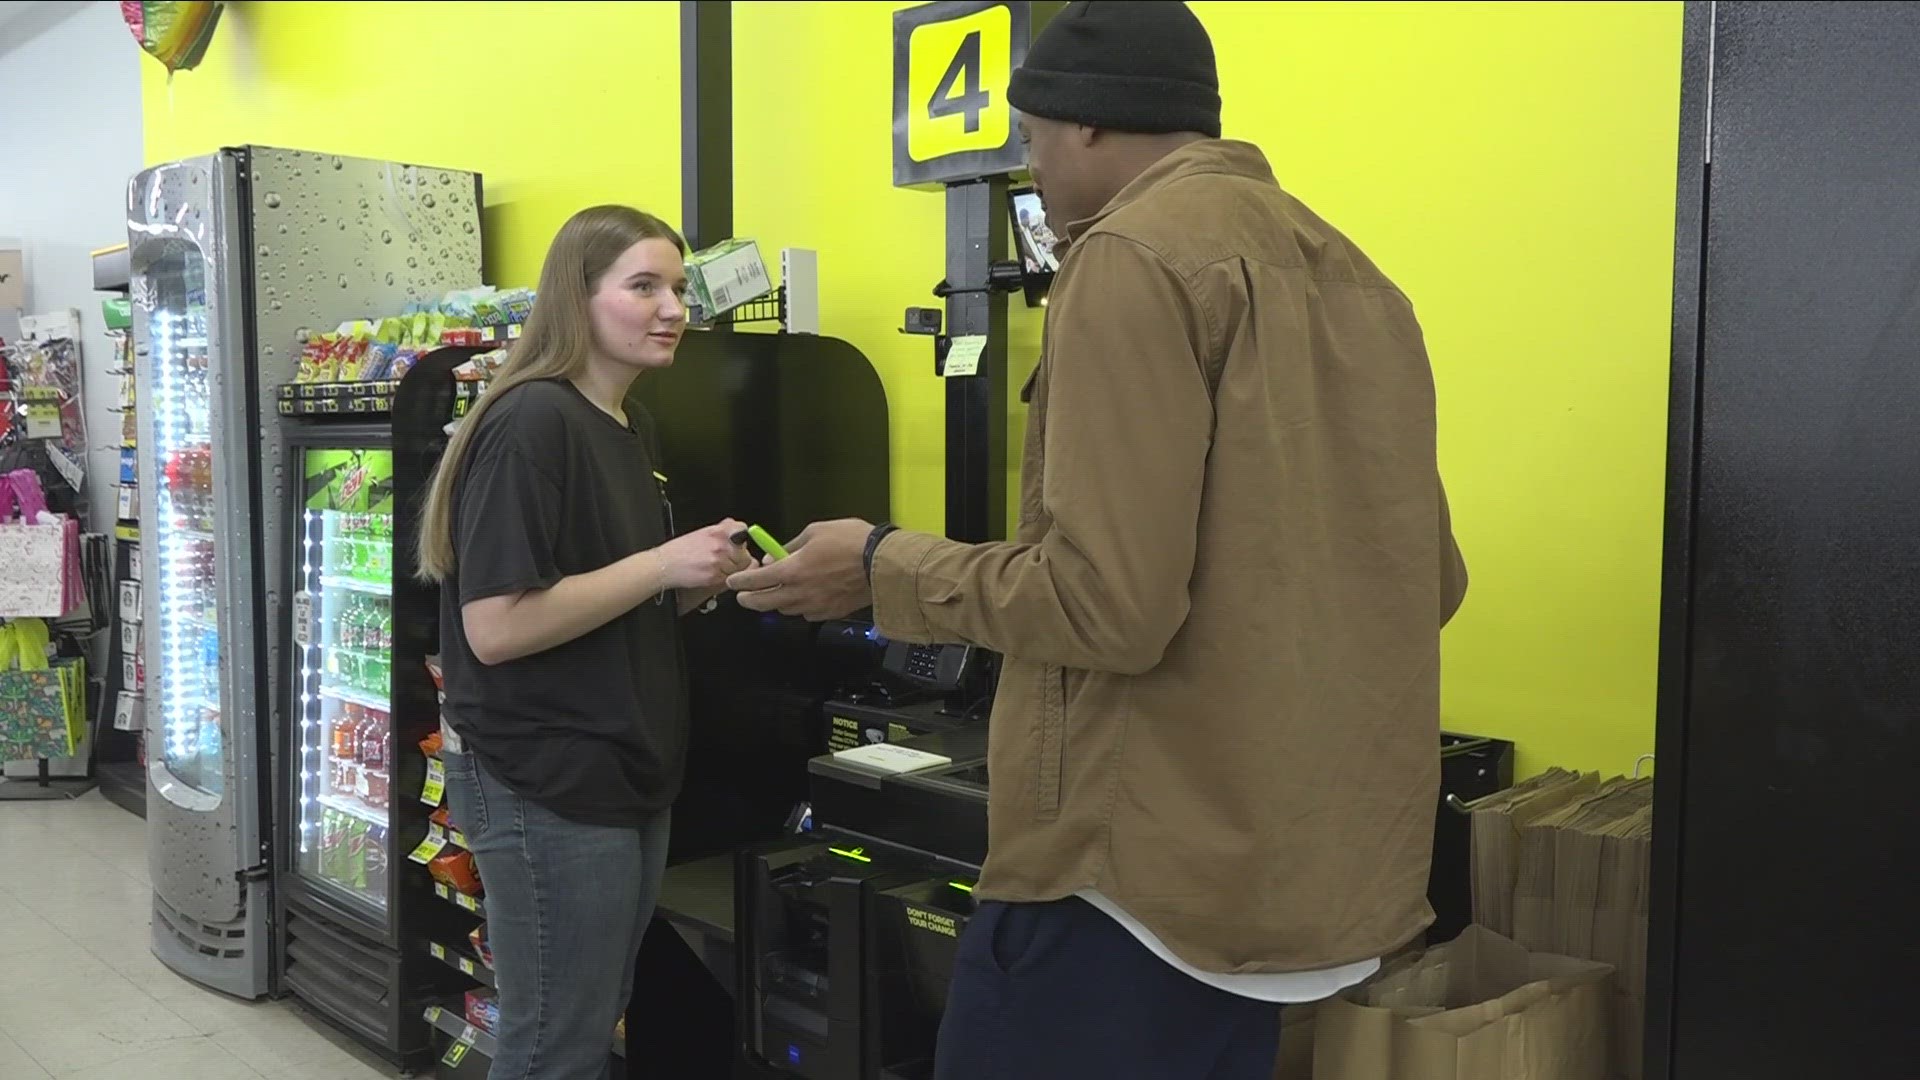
[121,1,225,75]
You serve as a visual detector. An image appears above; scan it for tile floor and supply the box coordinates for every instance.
[0,791,400,1080]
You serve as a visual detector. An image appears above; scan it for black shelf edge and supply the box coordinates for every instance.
[432,881,485,918]
[428,941,495,988]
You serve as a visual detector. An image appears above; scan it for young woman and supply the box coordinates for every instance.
[416,205,751,1079]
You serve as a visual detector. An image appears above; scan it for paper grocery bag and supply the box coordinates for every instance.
[1272,1002,1319,1080]
[1470,770,1598,937]
[1313,925,1613,1080]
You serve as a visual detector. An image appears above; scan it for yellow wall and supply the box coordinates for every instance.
[141,0,682,292]
[733,0,1684,777]
[144,1,1683,777]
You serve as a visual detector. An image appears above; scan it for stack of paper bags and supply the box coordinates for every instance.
[1471,771,1654,1080]
[1312,925,1613,1080]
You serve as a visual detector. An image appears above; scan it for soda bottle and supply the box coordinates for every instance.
[318,809,343,883]
[360,707,385,772]
[378,605,393,654]
[345,596,363,650]
[329,511,347,574]
[365,824,389,904]
[352,514,371,581]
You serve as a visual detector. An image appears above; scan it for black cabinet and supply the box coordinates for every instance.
[1650,5,1920,1078]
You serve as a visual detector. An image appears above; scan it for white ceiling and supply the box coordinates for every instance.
[0,1,93,59]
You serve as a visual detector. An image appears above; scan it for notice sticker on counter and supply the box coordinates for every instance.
[942,335,987,378]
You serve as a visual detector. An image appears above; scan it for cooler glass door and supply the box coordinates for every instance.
[290,446,397,925]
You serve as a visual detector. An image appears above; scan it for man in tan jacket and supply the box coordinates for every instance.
[730,3,1467,1075]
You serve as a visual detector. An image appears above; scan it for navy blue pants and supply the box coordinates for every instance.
[934,897,1281,1080]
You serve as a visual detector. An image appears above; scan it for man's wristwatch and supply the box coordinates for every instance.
[863,523,900,582]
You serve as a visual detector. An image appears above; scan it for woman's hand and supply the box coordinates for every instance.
[653,520,753,593]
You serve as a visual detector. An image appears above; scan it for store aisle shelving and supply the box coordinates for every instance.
[0,793,398,1080]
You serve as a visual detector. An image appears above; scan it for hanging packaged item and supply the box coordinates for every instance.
[0,618,87,759]
[0,469,81,618]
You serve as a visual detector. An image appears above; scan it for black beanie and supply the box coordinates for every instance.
[1007,1,1221,139]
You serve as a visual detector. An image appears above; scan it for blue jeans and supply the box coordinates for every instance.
[934,897,1281,1080]
[442,747,670,1080]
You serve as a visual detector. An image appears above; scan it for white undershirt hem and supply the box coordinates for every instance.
[1076,890,1380,1004]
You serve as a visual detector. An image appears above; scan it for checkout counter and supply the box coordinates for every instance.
[647,633,1514,1080]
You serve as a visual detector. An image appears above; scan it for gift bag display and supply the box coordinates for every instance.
[0,619,87,760]
[0,469,78,618]
[1313,925,1613,1080]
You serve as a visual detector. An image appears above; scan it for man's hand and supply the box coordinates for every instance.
[727,519,875,622]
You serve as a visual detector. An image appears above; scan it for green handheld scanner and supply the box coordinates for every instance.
[746,525,790,561]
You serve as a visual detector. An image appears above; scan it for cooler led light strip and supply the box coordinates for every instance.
[300,510,321,854]
[154,311,192,762]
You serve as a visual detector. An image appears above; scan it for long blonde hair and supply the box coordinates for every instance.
[415,205,686,582]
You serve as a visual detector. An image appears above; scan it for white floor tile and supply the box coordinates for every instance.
[2,995,203,1075]
[0,794,411,1079]
[0,1032,54,1079]
[210,1008,375,1075]
[0,895,70,959]
[54,1035,263,1080]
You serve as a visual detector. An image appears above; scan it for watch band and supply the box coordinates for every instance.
[863,523,900,582]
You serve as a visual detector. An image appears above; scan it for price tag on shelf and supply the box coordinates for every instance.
[437,883,483,913]
[462,1024,478,1044]
[409,824,449,863]
[441,1041,470,1068]
[292,592,314,649]
[113,691,141,732]
[429,942,447,961]
[421,757,446,806]
[425,1006,443,1024]
[458,957,477,976]
[450,828,469,849]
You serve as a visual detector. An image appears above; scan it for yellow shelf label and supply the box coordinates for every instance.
[420,757,446,805]
[409,824,449,863]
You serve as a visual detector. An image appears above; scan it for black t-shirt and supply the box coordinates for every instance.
[439,378,688,827]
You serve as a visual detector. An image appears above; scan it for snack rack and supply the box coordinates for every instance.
[411,658,502,1074]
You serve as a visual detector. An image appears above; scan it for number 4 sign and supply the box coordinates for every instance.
[892,1,1056,188]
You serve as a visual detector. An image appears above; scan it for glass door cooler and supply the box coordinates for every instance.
[131,147,484,1013]
[282,424,471,1068]
[290,445,398,921]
